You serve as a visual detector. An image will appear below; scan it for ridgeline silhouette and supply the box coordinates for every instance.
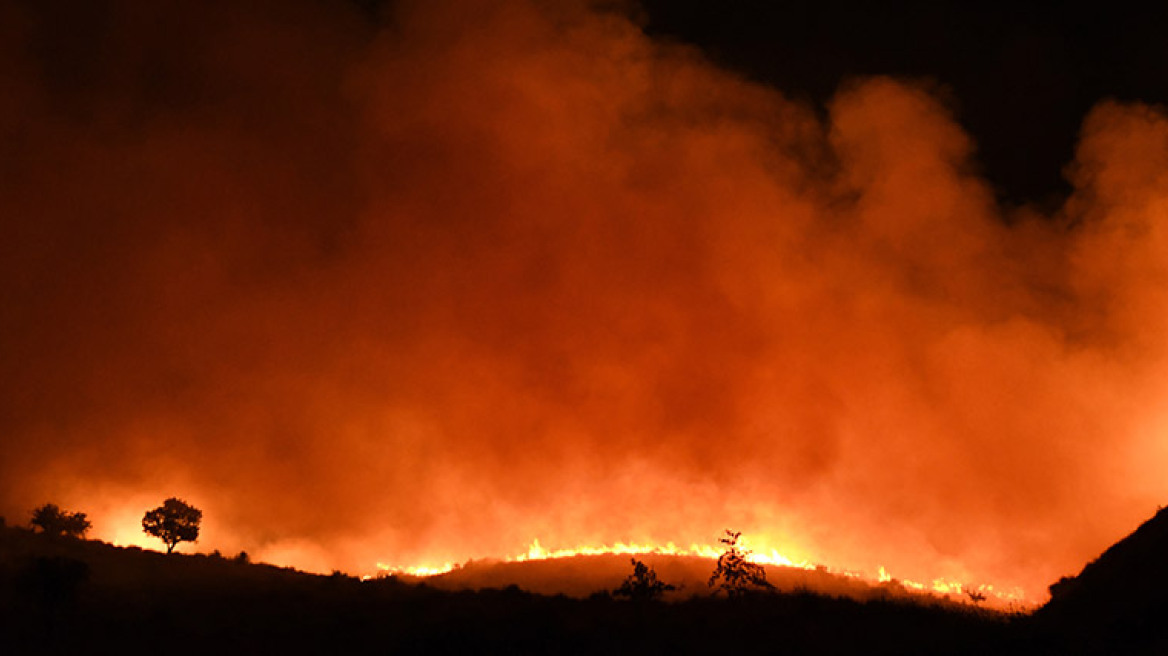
[9,505,1168,653]
[1032,506,1168,653]
[0,521,1013,655]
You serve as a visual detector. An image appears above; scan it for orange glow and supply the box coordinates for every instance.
[376,536,816,578]
[2,0,1168,609]
[376,538,1026,606]
[107,517,158,551]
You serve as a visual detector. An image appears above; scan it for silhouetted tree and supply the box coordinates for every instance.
[142,497,202,553]
[613,558,676,601]
[708,530,774,597]
[29,504,91,538]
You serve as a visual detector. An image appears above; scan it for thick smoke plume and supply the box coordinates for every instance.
[3,0,1168,598]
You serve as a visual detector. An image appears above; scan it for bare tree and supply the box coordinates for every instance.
[708,530,774,597]
[142,497,202,553]
[30,503,91,538]
[613,558,676,601]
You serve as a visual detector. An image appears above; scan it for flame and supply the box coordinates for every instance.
[376,561,457,577]
[509,537,823,571]
[373,539,1027,607]
[874,567,1027,604]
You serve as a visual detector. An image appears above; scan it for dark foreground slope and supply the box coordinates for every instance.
[0,525,1017,655]
[1032,506,1168,654]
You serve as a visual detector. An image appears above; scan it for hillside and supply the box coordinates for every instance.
[0,524,1017,655]
[419,552,974,608]
[1033,506,1168,653]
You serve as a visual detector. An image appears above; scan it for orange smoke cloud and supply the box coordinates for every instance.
[2,0,1167,600]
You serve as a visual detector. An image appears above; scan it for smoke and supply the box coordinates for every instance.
[3,0,1168,597]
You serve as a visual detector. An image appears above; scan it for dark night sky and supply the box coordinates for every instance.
[638,2,1168,207]
[17,0,1168,206]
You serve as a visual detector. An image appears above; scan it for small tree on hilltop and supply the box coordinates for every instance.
[30,503,91,538]
[613,558,676,601]
[142,497,202,553]
[708,530,774,597]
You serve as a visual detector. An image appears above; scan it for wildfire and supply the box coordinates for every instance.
[508,537,826,571]
[376,562,457,577]
[877,565,1025,604]
[374,539,1027,607]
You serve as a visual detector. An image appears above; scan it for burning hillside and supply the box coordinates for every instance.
[4,0,1168,605]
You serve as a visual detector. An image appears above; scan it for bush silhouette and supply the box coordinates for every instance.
[613,558,675,601]
[142,497,202,553]
[708,530,774,597]
[29,504,91,538]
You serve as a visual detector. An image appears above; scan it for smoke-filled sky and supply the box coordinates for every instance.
[5,0,1168,599]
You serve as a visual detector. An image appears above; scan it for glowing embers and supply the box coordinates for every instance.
[876,565,1025,604]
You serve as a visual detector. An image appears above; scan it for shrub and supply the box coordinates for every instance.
[613,558,676,601]
[708,530,774,597]
[29,503,91,538]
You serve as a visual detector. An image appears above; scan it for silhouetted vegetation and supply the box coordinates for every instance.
[613,558,676,601]
[708,530,774,597]
[141,497,202,553]
[0,522,1022,655]
[10,508,1168,654]
[29,503,91,539]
